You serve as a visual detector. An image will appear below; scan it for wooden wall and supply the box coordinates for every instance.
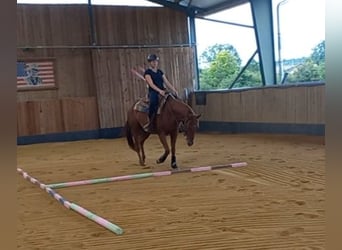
[93,7,189,45]
[17,4,194,137]
[91,6,194,128]
[17,97,99,136]
[17,5,95,101]
[192,84,325,124]
[18,5,323,137]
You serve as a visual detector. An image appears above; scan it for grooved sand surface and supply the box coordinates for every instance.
[17,133,325,250]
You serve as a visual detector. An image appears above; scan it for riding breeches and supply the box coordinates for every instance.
[148,91,159,119]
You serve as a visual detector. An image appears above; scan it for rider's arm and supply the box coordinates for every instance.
[162,75,178,95]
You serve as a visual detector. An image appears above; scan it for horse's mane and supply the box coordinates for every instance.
[166,93,195,115]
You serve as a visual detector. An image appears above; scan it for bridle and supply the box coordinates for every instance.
[163,93,197,137]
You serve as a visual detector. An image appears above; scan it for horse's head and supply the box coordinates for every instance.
[183,113,201,146]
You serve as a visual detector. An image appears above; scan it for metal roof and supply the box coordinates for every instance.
[147,0,250,17]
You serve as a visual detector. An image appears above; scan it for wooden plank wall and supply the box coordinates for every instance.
[93,7,189,45]
[17,97,99,136]
[192,84,325,124]
[17,4,90,46]
[16,50,96,102]
[91,6,193,128]
[17,4,194,136]
[17,4,95,101]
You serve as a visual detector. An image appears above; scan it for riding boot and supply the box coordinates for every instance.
[142,122,150,133]
[148,113,157,133]
[142,114,155,133]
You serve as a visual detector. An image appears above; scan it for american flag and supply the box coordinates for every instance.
[17,61,56,87]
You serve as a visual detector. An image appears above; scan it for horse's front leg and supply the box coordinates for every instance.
[170,131,178,169]
[135,137,145,166]
[140,133,149,164]
[132,133,144,166]
[156,132,170,164]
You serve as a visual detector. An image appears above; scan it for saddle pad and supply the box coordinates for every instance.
[133,94,170,114]
[133,98,149,113]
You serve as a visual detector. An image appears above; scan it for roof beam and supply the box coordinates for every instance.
[196,16,254,29]
[146,0,203,16]
[250,0,276,85]
[195,0,249,17]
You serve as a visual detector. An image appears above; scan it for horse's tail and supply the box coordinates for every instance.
[125,121,135,151]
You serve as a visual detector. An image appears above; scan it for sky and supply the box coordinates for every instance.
[195,0,325,64]
[17,0,325,64]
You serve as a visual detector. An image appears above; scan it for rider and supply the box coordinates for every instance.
[143,54,177,132]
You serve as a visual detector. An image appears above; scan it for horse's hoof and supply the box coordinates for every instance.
[171,163,178,169]
[157,154,168,164]
[140,162,145,166]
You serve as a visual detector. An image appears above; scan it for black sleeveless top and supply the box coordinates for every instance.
[144,68,165,92]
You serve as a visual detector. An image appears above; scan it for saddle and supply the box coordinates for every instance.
[133,94,174,132]
[133,94,169,115]
[133,97,150,113]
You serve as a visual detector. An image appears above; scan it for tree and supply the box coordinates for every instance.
[200,50,240,90]
[234,59,262,88]
[285,40,325,83]
[200,43,242,67]
[286,59,322,83]
[199,43,263,89]
[311,40,325,65]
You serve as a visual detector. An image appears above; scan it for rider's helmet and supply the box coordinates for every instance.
[147,54,159,62]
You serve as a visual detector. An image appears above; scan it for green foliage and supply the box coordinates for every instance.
[198,40,325,90]
[286,59,323,83]
[199,43,261,90]
[311,40,325,65]
[199,50,240,90]
[286,40,325,83]
[200,43,241,66]
[234,60,262,88]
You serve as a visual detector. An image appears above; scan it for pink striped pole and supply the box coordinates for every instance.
[17,168,124,235]
[46,162,247,189]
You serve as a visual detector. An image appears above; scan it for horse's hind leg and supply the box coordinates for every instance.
[140,134,149,165]
[135,146,144,166]
[156,133,170,164]
[133,135,145,166]
[170,131,178,169]
[140,145,146,164]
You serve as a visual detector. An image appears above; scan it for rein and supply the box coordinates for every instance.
[164,93,194,133]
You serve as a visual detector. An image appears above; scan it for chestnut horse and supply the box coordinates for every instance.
[125,93,201,169]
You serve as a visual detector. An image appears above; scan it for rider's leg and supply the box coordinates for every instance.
[143,92,158,132]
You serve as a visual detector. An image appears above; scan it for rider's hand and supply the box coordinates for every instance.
[159,90,166,96]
